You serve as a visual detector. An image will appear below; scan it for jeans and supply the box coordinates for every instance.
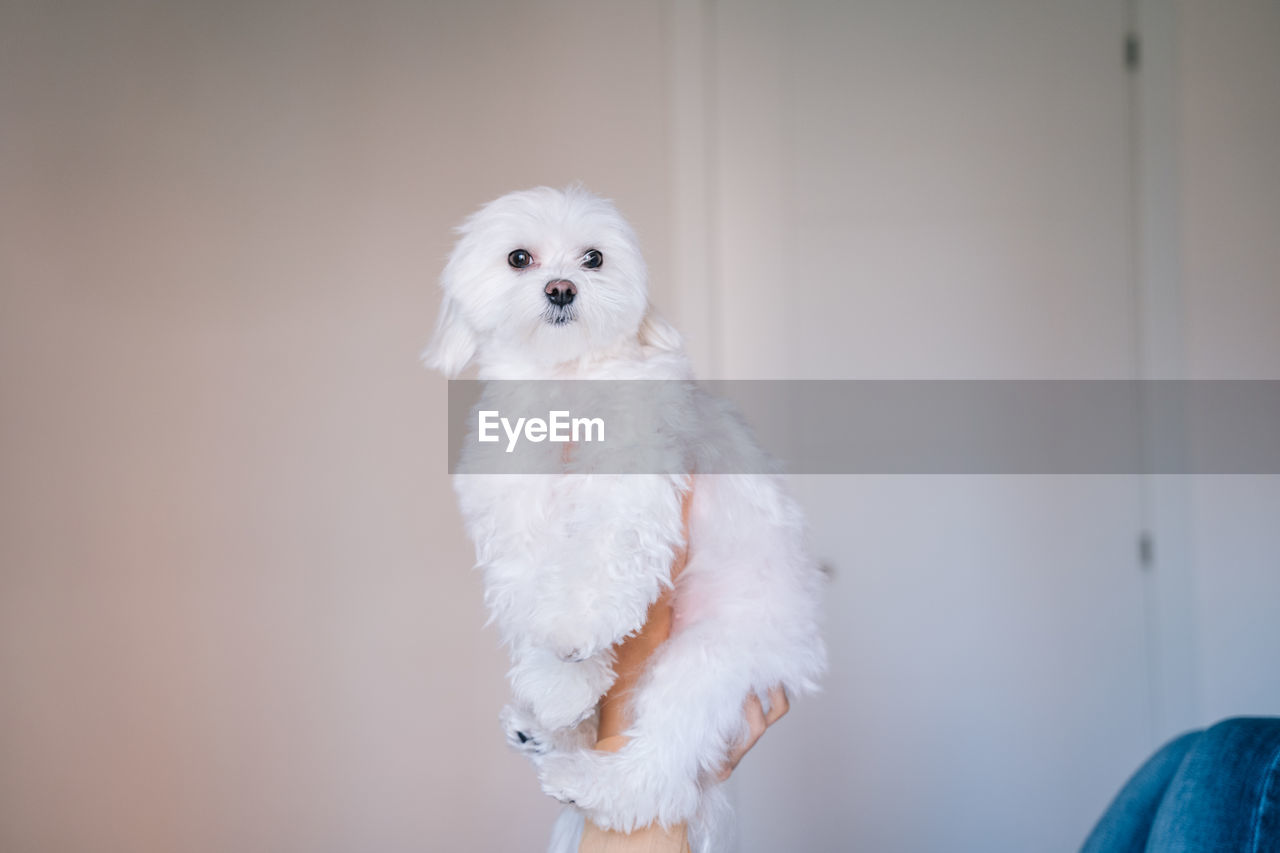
[1082,717,1280,852]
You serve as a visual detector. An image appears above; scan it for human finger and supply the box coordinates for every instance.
[717,692,773,781]
[763,685,789,726]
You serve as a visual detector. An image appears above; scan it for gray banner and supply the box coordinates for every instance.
[446,381,1280,474]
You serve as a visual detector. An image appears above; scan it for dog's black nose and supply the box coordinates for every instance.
[545,279,577,307]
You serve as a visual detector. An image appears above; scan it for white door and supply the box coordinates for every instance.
[704,2,1153,849]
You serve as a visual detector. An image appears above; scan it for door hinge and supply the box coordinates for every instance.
[1138,531,1154,570]
[1125,33,1141,71]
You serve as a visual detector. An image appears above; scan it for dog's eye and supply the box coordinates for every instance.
[508,249,533,269]
[582,249,603,269]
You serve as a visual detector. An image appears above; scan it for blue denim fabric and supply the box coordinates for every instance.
[1082,718,1280,853]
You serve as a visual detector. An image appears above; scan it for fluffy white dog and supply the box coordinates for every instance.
[425,186,825,852]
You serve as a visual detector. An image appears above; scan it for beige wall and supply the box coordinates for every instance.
[0,2,672,851]
[1180,0,1280,380]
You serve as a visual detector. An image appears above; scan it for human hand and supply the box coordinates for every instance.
[716,685,789,781]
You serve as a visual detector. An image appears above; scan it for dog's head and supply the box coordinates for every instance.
[425,186,653,377]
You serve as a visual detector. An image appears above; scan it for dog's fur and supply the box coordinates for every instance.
[425,186,825,852]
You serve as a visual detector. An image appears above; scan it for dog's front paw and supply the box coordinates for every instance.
[501,702,600,771]
[537,749,701,833]
[511,650,617,732]
[500,704,549,759]
[533,603,644,667]
[537,750,595,807]
[544,632,614,667]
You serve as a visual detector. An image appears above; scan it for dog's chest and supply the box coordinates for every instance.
[454,473,687,586]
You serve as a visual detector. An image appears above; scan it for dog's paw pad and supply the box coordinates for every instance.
[507,727,544,754]
[500,705,548,756]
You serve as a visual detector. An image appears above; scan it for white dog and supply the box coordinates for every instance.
[425,186,825,852]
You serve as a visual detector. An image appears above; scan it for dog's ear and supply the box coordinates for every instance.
[637,308,684,355]
[422,295,478,377]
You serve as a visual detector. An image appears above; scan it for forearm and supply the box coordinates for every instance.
[578,821,690,853]
[579,507,691,853]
